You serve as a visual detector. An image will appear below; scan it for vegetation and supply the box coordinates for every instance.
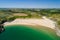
[0,8,60,25]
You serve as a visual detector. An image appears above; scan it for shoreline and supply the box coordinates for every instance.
[4,18,56,29]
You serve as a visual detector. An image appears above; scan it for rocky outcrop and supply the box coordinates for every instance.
[0,20,7,33]
[0,24,5,33]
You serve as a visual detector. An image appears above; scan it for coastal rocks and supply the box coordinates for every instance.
[0,24,5,33]
[0,20,7,33]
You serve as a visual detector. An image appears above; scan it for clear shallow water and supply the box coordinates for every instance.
[0,25,59,40]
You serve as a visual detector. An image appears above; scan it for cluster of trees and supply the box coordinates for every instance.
[0,8,60,24]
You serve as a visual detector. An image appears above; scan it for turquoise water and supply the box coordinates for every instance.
[0,25,59,40]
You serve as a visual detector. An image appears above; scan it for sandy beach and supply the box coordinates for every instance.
[4,17,56,29]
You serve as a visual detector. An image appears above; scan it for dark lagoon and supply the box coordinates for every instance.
[0,25,59,40]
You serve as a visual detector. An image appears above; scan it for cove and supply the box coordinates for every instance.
[0,25,59,40]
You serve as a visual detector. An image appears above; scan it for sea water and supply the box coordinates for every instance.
[0,25,59,40]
